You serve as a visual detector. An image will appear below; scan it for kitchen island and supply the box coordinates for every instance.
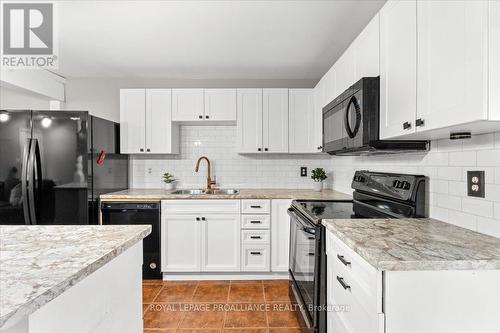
[0,225,151,333]
[323,218,500,333]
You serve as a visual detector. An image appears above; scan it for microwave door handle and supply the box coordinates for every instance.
[21,139,32,225]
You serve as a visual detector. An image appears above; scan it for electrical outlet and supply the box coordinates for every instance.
[300,167,307,177]
[467,171,485,198]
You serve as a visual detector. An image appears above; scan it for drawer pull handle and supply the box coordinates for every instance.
[337,276,351,291]
[250,205,262,208]
[250,221,262,224]
[250,236,261,239]
[250,251,262,255]
[308,237,315,240]
[337,255,351,267]
[307,252,315,256]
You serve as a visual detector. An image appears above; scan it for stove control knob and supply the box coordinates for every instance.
[402,181,411,190]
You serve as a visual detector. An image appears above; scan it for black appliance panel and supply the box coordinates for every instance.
[101,202,161,280]
[0,110,32,225]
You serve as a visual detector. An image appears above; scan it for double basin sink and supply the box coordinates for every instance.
[171,189,239,195]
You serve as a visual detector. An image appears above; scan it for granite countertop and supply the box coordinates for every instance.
[100,188,353,201]
[323,218,500,271]
[0,225,151,329]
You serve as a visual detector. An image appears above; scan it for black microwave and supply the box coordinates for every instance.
[322,77,429,155]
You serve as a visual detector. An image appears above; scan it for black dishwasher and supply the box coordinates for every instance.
[101,202,161,279]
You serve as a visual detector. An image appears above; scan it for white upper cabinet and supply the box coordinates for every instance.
[120,89,146,154]
[354,14,380,79]
[204,89,237,121]
[416,0,489,132]
[146,89,179,154]
[333,47,356,97]
[379,0,418,139]
[489,0,500,120]
[172,89,204,121]
[263,88,289,153]
[289,89,318,153]
[237,89,263,153]
[120,88,178,154]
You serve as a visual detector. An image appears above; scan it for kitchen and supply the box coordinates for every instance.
[1,1,500,333]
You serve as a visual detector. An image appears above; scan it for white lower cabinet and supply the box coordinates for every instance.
[241,244,271,272]
[161,214,202,272]
[271,199,292,272]
[326,230,500,333]
[201,214,240,272]
[161,200,240,273]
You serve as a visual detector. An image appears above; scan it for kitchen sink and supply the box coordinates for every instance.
[170,189,239,195]
[171,189,206,195]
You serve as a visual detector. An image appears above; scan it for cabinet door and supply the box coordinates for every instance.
[271,199,292,272]
[161,215,201,272]
[263,88,289,153]
[312,82,324,152]
[172,89,204,121]
[201,214,240,272]
[237,89,263,153]
[490,0,500,120]
[120,89,146,153]
[334,48,356,97]
[146,89,178,154]
[289,89,316,153]
[354,14,380,78]
[379,0,417,139]
[417,0,488,132]
[204,89,237,121]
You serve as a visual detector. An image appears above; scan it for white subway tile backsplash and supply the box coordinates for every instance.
[477,217,500,238]
[330,132,500,238]
[131,125,332,189]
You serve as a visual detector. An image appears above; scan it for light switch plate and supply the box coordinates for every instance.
[300,167,307,177]
[467,171,485,198]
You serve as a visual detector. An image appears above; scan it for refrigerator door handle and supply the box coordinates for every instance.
[33,139,42,224]
[21,139,32,225]
[27,139,40,225]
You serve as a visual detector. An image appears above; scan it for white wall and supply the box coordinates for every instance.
[330,133,500,238]
[64,78,317,122]
[0,86,51,109]
[131,125,331,189]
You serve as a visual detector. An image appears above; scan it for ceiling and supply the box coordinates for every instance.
[55,0,385,80]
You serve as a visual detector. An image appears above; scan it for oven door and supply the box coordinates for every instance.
[288,208,318,329]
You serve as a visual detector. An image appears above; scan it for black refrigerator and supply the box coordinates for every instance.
[0,110,128,225]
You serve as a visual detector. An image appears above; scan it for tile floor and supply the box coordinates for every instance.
[142,280,305,332]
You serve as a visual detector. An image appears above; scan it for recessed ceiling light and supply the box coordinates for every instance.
[41,117,52,128]
[0,113,10,122]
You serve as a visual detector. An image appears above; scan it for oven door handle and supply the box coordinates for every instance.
[288,208,317,236]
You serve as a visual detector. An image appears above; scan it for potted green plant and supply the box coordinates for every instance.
[162,172,177,190]
[311,168,327,192]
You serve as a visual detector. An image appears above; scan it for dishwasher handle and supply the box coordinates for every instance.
[101,202,160,211]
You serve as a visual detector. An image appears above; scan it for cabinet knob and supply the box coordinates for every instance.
[196,217,200,221]
[198,115,203,119]
[201,217,206,221]
[317,146,323,150]
[258,148,262,152]
[205,115,209,119]
[416,118,425,127]
[146,148,150,152]
[264,148,268,152]
[140,148,144,152]
[403,121,412,130]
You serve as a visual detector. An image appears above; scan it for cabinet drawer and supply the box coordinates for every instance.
[162,200,240,214]
[241,230,270,244]
[331,272,379,333]
[241,200,271,214]
[241,215,271,229]
[241,244,270,272]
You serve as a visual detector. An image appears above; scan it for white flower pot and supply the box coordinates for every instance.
[313,181,323,192]
[164,183,175,190]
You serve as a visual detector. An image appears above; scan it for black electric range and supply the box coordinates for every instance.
[287,170,427,333]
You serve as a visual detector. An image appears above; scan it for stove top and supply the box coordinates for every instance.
[292,200,363,222]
